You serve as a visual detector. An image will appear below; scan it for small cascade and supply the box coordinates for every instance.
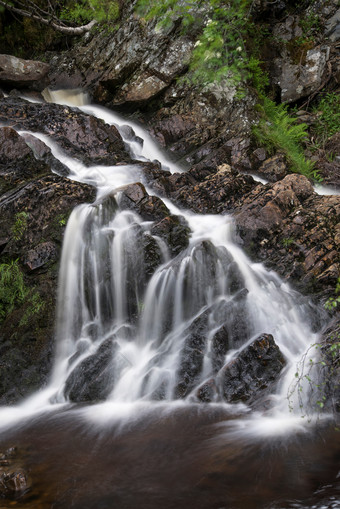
[3,89,327,428]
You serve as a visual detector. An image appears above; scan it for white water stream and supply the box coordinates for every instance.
[0,89,330,435]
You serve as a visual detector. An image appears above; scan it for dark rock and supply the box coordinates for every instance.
[196,378,219,403]
[0,54,49,90]
[0,171,95,404]
[143,233,163,277]
[220,333,286,404]
[151,215,190,257]
[318,318,340,414]
[163,164,258,214]
[0,447,30,498]
[0,470,29,497]
[119,182,175,224]
[257,154,289,182]
[175,309,209,399]
[0,97,130,166]
[211,325,229,373]
[64,337,117,402]
[24,242,59,271]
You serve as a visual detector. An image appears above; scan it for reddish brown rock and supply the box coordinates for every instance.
[235,174,340,294]
[257,153,289,182]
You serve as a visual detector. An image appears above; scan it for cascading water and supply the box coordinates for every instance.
[11,89,322,417]
[0,89,338,509]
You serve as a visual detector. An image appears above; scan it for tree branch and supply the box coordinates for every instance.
[0,0,97,34]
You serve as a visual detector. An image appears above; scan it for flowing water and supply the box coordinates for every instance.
[0,90,339,509]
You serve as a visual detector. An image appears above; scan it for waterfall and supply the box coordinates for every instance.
[0,89,328,433]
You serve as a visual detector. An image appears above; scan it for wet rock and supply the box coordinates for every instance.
[211,325,229,373]
[257,154,289,182]
[151,214,190,257]
[0,470,29,497]
[0,54,49,90]
[0,127,32,161]
[64,337,117,402]
[0,97,130,166]
[0,448,30,498]
[0,172,95,404]
[143,233,163,277]
[220,333,286,404]
[196,378,219,403]
[318,318,340,414]
[119,182,171,222]
[251,147,267,169]
[175,310,209,399]
[235,174,314,243]
[162,164,257,214]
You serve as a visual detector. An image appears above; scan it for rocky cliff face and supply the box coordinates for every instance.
[0,0,338,406]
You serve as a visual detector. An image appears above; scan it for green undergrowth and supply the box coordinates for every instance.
[0,260,44,325]
[253,97,321,181]
[312,92,340,147]
[136,0,268,93]
[60,0,120,25]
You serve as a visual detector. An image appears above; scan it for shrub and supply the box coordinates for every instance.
[253,97,320,181]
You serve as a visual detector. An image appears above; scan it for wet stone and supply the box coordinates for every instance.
[196,378,219,403]
[220,333,286,405]
[64,337,117,403]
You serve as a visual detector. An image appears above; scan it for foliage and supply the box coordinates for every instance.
[136,0,266,91]
[60,0,119,24]
[299,10,321,41]
[0,260,28,322]
[11,211,28,241]
[0,259,45,325]
[325,278,340,311]
[253,97,320,181]
[312,92,340,145]
[288,279,340,421]
[20,291,45,326]
[281,237,294,248]
[287,341,338,418]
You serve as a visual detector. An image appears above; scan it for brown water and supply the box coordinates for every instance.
[0,406,339,509]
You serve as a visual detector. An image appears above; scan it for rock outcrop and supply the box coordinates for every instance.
[0,54,49,90]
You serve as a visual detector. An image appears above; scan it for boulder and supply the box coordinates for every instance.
[0,54,49,90]
[175,309,209,399]
[220,333,286,404]
[151,215,190,257]
[196,378,219,403]
[278,45,330,103]
[119,182,171,221]
[257,154,289,182]
[64,337,117,402]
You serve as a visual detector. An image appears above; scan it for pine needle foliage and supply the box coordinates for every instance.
[253,97,320,181]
